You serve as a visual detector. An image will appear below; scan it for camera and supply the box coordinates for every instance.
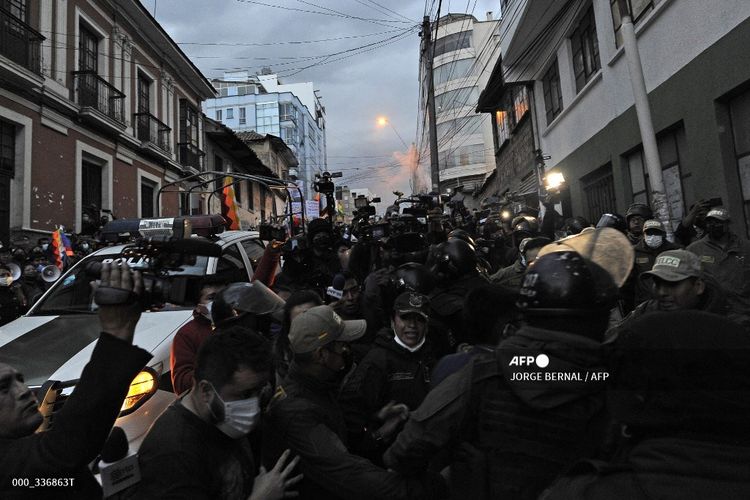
[314,171,342,195]
[90,218,222,309]
[706,197,723,208]
[259,222,288,242]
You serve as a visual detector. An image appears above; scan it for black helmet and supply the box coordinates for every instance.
[212,281,285,327]
[393,263,436,295]
[517,250,617,316]
[625,203,653,221]
[562,216,591,235]
[447,228,476,248]
[595,213,626,233]
[386,232,428,265]
[511,215,539,234]
[428,239,478,282]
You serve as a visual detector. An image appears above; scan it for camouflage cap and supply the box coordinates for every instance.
[288,305,366,354]
[642,249,702,282]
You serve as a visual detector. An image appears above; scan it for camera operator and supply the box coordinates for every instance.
[277,219,340,298]
[0,261,151,498]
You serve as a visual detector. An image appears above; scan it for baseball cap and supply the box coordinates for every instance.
[642,219,665,233]
[288,305,366,354]
[642,249,702,282]
[706,208,730,221]
[393,292,430,319]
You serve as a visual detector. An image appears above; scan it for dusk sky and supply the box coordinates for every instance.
[140,0,500,204]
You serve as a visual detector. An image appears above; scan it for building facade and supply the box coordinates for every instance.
[485,0,750,233]
[422,13,500,200]
[0,0,215,245]
[204,71,326,202]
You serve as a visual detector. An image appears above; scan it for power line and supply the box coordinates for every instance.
[175,29,406,47]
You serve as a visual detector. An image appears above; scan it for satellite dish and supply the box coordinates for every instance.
[41,265,62,283]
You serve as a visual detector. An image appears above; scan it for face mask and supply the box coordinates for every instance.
[208,384,261,439]
[520,254,528,269]
[644,235,663,249]
[197,301,213,321]
[41,244,49,252]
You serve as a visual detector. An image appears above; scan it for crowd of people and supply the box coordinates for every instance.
[1,193,750,499]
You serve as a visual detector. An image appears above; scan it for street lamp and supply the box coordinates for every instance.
[376,116,408,150]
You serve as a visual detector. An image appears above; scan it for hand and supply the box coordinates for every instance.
[96,261,142,343]
[249,449,303,500]
[375,401,409,440]
[684,199,711,227]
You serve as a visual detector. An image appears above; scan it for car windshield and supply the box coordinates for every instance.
[30,252,210,316]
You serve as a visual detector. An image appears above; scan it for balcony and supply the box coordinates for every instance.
[72,71,126,126]
[0,7,43,75]
[178,142,205,171]
[134,112,171,154]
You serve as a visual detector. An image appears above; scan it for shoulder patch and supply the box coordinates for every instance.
[272,385,287,402]
[700,255,715,264]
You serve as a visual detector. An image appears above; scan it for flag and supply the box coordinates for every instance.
[221,176,240,230]
[60,231,74,257]
[50,229,64,270]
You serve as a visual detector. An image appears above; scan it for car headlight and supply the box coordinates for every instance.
[119,365,159,416]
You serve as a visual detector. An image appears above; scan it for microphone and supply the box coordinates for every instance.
[99,427,141,496]
[327,273,346,301]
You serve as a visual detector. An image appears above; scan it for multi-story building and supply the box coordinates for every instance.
[421,13,501,201]
[0,0,215,245]
[204,70,326,201]
[480,0,750,234]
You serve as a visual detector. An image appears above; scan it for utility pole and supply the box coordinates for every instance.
[421,14,441,193]
[617,0,674,237]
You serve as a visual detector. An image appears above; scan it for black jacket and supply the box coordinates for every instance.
[0,333,151,499]
[263,363,446,500]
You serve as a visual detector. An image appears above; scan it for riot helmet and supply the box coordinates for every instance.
[625,203,653,221]
[595,213,627,233]
[561,216,591,236]
[447,228,476,248]
[212,281,286,328]
[393,263,436,296]
[517,250,618,317]
[511,215,539,249]
[427,239,478,283]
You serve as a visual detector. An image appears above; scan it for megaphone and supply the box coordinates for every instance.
[41,265,62,283]
[7,262,21,282]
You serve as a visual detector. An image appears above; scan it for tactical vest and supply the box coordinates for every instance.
[464,354,606,500]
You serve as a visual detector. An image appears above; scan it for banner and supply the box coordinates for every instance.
[221,176,240,230]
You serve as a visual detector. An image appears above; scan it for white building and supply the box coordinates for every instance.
[204,71,327,200]
[422,13,501,198]
[493,0,750,232]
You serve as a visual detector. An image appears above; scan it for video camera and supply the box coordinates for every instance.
[259,221,288,242]
[91,217,222,309]
[314,171,342,195]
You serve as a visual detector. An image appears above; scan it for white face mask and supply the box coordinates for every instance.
[208,384,261,439]
[645,234,663,249]
[200,300,213,321]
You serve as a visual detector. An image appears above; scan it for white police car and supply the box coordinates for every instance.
[0,216,268,463]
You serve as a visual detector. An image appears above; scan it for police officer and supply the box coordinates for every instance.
[490,236,550,289]
[211,281,286,338]
[384,249,617,500]
[687,207,750,325]
[624,203,653,245]
[630,219,680,305]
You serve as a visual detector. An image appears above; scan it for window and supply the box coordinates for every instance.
[610,0,660,47]
[434,31,471,58]
[216,243,249,282]
[215,109,222,121]
[239,107,246,125]
[495,109,511,146]
[235,179,243,206]
[256,102,279,135]
[3,0,26,21]
[626,128,685,227]
[571,5,601,93]
[241,239,266,272]
[141,179,156,218]
[215,155,223,172]
[582,164,616,223]
[436,115,484,142]
[281,126,298,145]
[434,58,474,85]
[280,103,296,122]
[435,87,479,113]
[438,144,485,169]
[180,100,199,146]
[0,119,15,178]
[542,59,563,125]
[81,160,102,212]
[226,108,234,120]
[137,72,151,114]
[78,25,98,72]
[731,89,750,236]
